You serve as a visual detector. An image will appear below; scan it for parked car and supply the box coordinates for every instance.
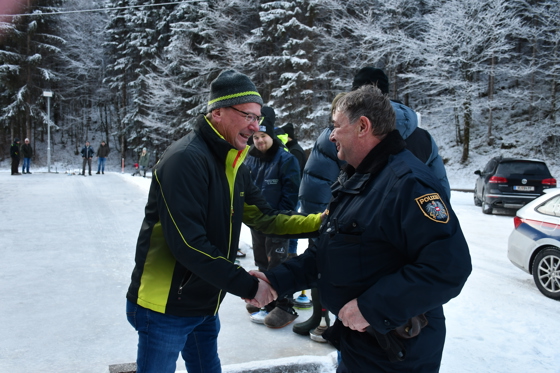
[474,156,556,214]
[507,188,560,300]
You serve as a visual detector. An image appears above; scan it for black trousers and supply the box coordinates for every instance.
[11,157,19,174]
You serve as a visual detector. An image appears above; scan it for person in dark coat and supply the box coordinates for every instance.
[10,138,21,175]
[279,122,307,175]
[351,67,451,198]
[81,141,94,176]
[253,85,471,372]
[96,140,110,174]
[244,106,301,329]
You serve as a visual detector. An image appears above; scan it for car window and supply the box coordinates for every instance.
[483,159,496,173]
[497,161,550,176]
[536,195,560,217]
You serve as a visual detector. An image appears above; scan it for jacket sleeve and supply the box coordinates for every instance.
[358,181,471,334]
[153,149,259,300]
[242,176,321,238]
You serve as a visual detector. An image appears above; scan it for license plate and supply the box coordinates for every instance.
[514,185,534,191]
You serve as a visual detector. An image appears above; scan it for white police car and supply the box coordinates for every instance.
[508,188,560,300]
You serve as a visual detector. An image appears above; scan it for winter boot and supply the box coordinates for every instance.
[292,288,322,335]
[264,306,298,329]
[309,309,331,343]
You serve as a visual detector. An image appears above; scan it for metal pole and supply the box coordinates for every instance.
[43,90,53,173]
[47,96,51,173]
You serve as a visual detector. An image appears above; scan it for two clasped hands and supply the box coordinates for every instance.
[243,270,370,333]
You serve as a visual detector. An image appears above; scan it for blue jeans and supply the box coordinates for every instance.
[23,158,31,173]
[126,300,222,373]
[97,157,106,172]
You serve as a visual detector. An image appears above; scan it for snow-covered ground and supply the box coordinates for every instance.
[0,168,558,373]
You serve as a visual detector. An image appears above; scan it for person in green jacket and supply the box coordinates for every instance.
[138,147,150,177]
[126,70,323,373]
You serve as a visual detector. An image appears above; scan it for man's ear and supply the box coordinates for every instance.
[358,116,372,136]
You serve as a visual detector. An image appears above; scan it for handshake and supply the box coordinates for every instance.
[243,270,278,308]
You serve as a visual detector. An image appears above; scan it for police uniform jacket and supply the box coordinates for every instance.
[126,115,321,317]
[265,130,471,372]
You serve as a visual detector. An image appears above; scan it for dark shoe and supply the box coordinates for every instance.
[102,172,104,174]
[89,173,92,176]
[264,307,298,329]
[246,303,260,314]
[237,249,246,258]
[96,172,100,174]
[292,288,322,335]
[27,172,32,174]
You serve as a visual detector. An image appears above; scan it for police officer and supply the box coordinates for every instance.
[252,85,472,372]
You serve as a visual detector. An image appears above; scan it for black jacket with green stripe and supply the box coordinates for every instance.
[126,115,321,317]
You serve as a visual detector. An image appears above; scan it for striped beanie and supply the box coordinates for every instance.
[207,70,263,112]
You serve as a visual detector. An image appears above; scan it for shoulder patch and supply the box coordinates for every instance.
[415,193,449,223]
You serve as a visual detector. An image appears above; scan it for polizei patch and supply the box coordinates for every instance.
[415,193,449,223]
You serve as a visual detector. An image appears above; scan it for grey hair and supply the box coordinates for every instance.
[334,85,395,137]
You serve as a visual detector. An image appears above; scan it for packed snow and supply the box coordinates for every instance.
[0,159,558,372]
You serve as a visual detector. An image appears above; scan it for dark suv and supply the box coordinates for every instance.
[474,157,556,214]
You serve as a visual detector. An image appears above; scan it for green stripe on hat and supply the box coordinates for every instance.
[208,91,261,106]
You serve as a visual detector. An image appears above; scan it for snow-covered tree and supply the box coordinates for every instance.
[0,0,64,151]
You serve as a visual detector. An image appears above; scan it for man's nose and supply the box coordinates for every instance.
[248,121,259,132]
[329,130,336,142]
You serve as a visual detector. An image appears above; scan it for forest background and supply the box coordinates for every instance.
[1,0,559,178]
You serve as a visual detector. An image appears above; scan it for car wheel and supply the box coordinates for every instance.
[473,188,482,206]
[481,190,492,214]
[532,247,560,300]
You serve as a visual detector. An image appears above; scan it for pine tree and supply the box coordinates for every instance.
[0,0,64,150]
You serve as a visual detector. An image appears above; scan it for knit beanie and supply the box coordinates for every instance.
[351,67,389,94]
[207,70,263,112]
[280,122,295,140]
[257,106,277,139]
[14,138,20,143]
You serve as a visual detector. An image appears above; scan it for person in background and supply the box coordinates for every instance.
[125,70,322,373]
[10,138,21,175]
[351,67,450,197]
[21,138,33,174]
[138,147,150,178]
[96,140,110,174]
[81,141,94,176]
[254,85,471,372]
[244,106,301,329]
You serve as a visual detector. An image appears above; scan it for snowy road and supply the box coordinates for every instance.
[0,171,558,372]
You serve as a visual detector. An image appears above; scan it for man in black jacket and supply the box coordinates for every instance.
[253,85,471,372]
[81,141,94,176]
[10,138,21,175]
[126,70,323,373]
